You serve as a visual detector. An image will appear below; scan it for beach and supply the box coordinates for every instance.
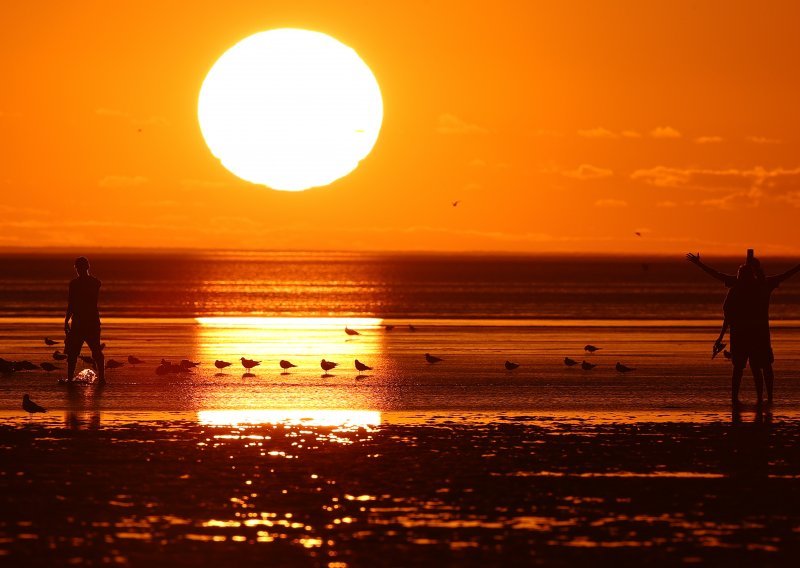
[2,315,800,565]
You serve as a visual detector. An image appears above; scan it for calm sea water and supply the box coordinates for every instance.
[2,251,800,320]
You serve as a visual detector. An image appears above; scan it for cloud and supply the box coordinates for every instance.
[530,129,565,137]
[656,200,678,208]
[561,164,614,180]
[594,199,628,208]
[577,127,618,139]
[621,130,642,138]
[649,126,682,139]
[746,136,781,144]
[694,136,723,144]
[436,113,487,134]
[631,165,800,208]
[99,175,149,188]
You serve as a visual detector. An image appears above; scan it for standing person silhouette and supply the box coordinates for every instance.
[688,252,800,404]
[64,257,105,383]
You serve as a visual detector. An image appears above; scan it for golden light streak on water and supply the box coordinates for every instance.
[197,409,382,427]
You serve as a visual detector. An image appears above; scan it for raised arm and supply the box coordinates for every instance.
[772,262,800,284]
[686,253,734,284]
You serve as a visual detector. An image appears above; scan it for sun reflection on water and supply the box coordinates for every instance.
[197,409,382,427]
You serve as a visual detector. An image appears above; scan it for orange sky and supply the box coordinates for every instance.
[2,0,800,254]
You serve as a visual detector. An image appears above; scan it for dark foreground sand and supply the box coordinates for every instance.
[1,412,799,567]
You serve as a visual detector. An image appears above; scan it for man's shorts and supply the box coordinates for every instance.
[65,323,102,357]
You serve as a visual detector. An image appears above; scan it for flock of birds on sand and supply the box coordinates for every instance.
[12,331,644,416]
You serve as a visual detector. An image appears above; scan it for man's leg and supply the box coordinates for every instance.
[751,365,764,405]
[67,355,77,382]
[764,364,774,403]
[65,332,79,381]
[732,366,744,405]
[87,335,105,383]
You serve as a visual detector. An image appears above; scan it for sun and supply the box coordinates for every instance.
[198,29,383,192]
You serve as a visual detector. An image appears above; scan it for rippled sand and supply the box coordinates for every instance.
[1,411,799,566]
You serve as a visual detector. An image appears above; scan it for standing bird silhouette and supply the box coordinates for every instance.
[44,337,57,346]
[280,360,297,371]
[354,359,372,372]
[564,357,580,367]
[320,359,338,372]
[615,362,635,373]
[241,358,261,372]
[425,353,443,364]
[23,394,46,414]
[128,355,143,366]
[214,360,232,370]
[106,359,124,370]
[53,351,68,361]
[584,345,602,353]
[504,361,520,370]
[345,327,360,336]
[581,361,597,371]
[40,362,58,372]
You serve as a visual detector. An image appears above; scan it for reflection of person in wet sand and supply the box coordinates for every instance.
[688,252,800,405]
[65,257,105,383]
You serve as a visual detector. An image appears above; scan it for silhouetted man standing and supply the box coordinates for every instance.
[65,257,105,383]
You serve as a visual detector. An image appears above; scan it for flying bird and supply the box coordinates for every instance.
[279,360,297,371]
[615,362,635,373]
[581,361,597,371]
[425,353,443,364]
[564,357,580,367]
[105,359,124,370]
[128,355,144,366]
[634,232,642,237]
[23,394,46,414]
[53,351,67,361]
[214,360,232,369]
[241,357,261,371]
[345,327,360,336]
[354,359,372,372]
[452,200,460,207]
[320,359,338,372]
[40,362,58,372]
[44,338,57,346]
[504,360,520,371]
[584,345,602,353]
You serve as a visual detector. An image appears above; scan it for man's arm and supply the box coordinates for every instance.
[771,262,800,285]
[686,253,734,284]
[64,282,73,334]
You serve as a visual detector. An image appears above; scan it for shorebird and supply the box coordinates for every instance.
[320,359,338,372]
[241,357,261,372]
[581,361,597,371]
[584,345,602,353]
[40,362,58,372]
[615,362,635,373]
[160,358,171,366]
[53,351,67,361]
[23,394,46,414]
[452,200,460,207]
[105,359,124,370]
[80,355,96,367]
[634,231,642,237]
[214,360,232,369]
[564,357,580,367]
[44,337,57,346]
[408,325,417,332]
[279,360,297,371]
[504,361,520,371]
[180,360,200,369]
[345,327,360,336]
[18,361,39,371]
[354,359,372,372]
[128,355,144,366]
[425,353,443,364]
[385,325,395,331]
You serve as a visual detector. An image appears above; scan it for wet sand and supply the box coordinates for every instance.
[1,412,799,566]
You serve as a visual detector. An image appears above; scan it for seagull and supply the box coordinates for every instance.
[23,394,46,414]
[241,357,261,371]
[53,351,67,361]
[505,361,520,371]
[564,357,580,367]
[18,361,39,371]
[44,337,57,346]
[634,231,642,237]
[161,358,171,365]
[425,353,443,364]
[105,359,124,370]
[615,362,635,373]
[408,325,417,332]
[354,359,372,372]
[320,359,338,372]
[279,360,297,371]
[214,360,232,369]
[40,362,58,372]
[128,355,144,366]
[180,360,200,369]
[385,325,395,331]
[584,345,602,353]
[452,200,460,207]
[345,327,360,336]
[581,361,597,371]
